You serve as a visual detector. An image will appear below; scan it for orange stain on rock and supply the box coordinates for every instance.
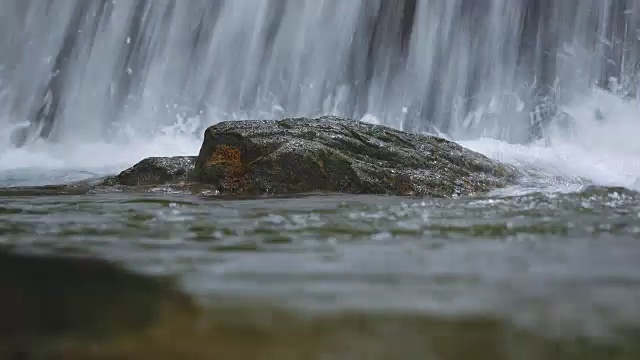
[206,145,246,190]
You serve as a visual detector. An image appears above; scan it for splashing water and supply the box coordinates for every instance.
[0,0,639,191]
[462,89,640,193]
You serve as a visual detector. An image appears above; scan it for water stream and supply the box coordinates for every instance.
[1,1,640,358]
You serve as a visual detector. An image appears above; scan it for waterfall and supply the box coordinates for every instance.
[0,0,639,146]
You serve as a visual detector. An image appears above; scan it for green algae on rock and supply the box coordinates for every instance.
[194,116,515,197]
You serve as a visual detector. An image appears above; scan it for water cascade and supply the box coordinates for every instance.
[0,0,639,186]
[4,4,640,355]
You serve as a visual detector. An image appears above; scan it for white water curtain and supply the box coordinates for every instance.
[0,0,638,143]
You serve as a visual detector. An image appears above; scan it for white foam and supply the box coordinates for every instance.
[0,114,203,185]
[462,89,640,193]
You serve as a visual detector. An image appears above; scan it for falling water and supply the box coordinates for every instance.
[4,4,640,354]
[0,0,639,187]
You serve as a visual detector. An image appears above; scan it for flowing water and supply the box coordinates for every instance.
[1,1,640,358]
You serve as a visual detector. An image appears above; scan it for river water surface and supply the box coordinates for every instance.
[1,181,640,358]
[2,1,640,357]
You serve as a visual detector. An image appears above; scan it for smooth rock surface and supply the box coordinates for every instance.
[194,117,515,197]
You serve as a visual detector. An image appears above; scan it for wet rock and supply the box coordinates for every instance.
[102,117,515,196]
[0,252,636,359]
[0,250,195,357]
[101,156,197,186]
[194,116,515,197]
[186,117,514,197]
[8,296,638,359]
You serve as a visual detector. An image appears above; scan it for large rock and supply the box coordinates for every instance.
[102,117,515,197]
[193,116,515,197]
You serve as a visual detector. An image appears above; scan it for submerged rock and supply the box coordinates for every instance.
[0,251,637,359]
[104,117,515,197]
[194,116,515,197]
[0,250,195,357]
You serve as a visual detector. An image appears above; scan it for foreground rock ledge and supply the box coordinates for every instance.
[103,117,515,197]
[0,250,196,357]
